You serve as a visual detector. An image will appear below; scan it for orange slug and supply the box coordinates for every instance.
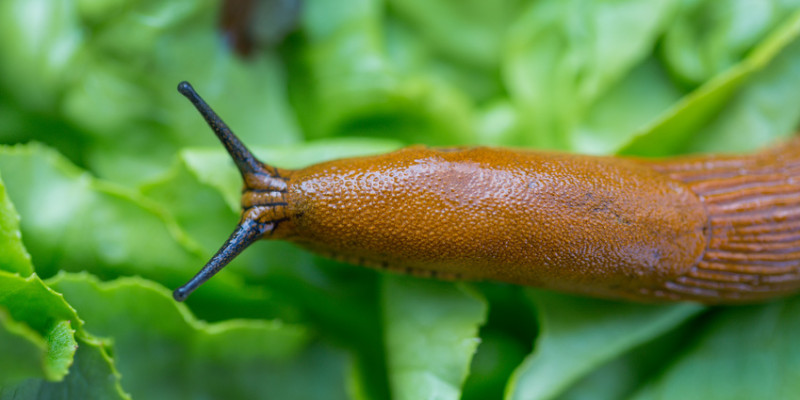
[173,81,800,304]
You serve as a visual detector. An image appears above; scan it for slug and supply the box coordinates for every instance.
[173,81,800,304]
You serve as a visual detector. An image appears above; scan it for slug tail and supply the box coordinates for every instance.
[174,81,293,301]
[649,138,800,303]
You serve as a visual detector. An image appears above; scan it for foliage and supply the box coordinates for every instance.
[1,0,800,398]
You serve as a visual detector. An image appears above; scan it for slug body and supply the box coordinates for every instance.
[286,148,708,301]
[174,82,800,304]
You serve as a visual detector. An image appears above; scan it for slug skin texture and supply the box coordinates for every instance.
[283,147,709,302]
[174,82,800,304]
[646,139,800,302]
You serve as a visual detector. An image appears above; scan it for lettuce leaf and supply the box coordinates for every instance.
[47,272,350,400]
[506,292,702,400]
[618,9,800,155]
[382,277,487,400]
[0,172,32,276]
[632,297,800,400]
[0,271,127,399]
[1,1,800,399]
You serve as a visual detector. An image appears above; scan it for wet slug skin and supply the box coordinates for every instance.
[173,81,800,304]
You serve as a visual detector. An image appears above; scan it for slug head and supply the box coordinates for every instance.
[173,82,289,301]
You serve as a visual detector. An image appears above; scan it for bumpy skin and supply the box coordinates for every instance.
[270,147,708,301]
[238,140,800,303]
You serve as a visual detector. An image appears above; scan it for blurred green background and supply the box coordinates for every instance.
[1,0,800,399]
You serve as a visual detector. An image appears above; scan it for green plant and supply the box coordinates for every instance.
[1,1,800,399]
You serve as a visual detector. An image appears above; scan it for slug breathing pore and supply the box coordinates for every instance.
[174,82,291,301]
[174,81,800,304]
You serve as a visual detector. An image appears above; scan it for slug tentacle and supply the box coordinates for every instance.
[174,81,294,301]
[178,82,263,177]
[177,81,287,190]
[173,219,271,301]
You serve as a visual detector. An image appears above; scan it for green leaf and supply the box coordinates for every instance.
[0,272,80,342]
[661,0,800,85]
[0,0,302,185]
[574,56,683,155]
[47,272,351,400]
[382,276,488,400]
[290,0,476,145]
[505,291,703,400]
[503,0,680,149]
[687,34,800,153]
[0,144,203,281]
[4,1,800,399]
[0,312,74,386]
[1,334,130,400]
[618,9,800,156]
[631,297,800,400]
[0,171,32,275]
[461,330,530,400]
[0,0,84,112]
[461,285,537,400]
[387,0,523,70]
[0,271,80,385]
[382,17,506,107]
[0,270,127,396]
[556,319,694,400]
